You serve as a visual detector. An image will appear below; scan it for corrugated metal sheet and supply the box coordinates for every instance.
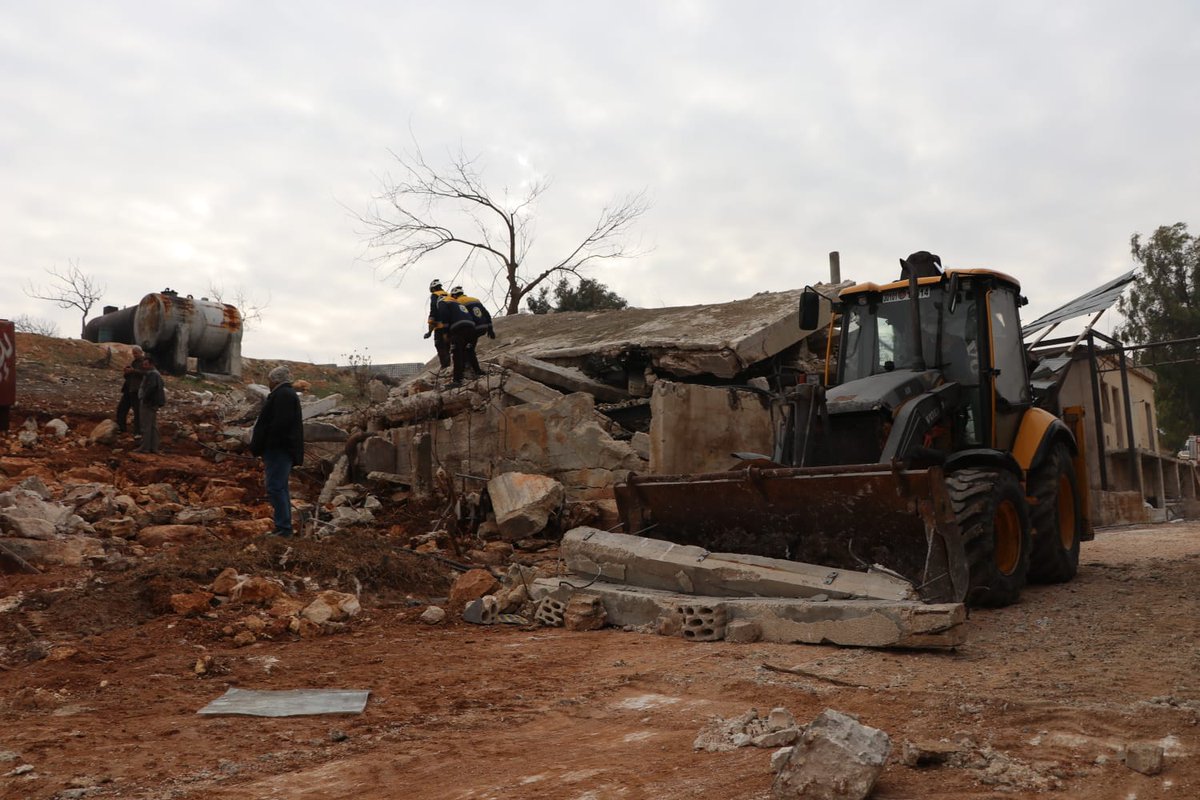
[1022,269,1138,336]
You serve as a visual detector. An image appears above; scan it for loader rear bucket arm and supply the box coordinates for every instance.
[614,464,970,604]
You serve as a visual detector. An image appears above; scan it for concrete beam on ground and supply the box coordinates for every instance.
[530,578,965,649]
[561,527,918,602]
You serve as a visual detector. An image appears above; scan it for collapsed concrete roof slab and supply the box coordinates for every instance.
[473,288,831,380]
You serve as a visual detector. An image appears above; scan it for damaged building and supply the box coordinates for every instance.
[340,287,840,531]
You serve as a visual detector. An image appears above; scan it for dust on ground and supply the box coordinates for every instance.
[1,333,1199,799]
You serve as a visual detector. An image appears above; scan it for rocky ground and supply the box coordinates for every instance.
[1,333,1199,799]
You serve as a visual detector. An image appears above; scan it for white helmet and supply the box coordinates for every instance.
[450,285,463,297]
[429,279,443,291]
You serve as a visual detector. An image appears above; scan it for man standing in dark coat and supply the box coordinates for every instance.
[116,346,145,434]
[250,365,304,537]
[135,355,166,454]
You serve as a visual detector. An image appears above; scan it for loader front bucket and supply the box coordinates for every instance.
[613,463,969,604]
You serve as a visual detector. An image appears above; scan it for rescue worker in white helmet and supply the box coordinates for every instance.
[423,279,451,369]
[451,286,495,378]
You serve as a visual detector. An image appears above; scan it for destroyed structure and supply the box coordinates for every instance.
[83,289,243,377]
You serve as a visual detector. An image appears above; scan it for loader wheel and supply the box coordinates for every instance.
[1027,443,1082,584]
[947,468,1032,607]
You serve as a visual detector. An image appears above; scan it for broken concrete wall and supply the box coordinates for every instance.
[373,392,646,503]
[649,381,774,475]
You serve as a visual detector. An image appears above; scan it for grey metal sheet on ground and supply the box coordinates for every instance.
[197,688,370,717]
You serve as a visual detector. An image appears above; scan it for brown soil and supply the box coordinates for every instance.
[2,333,1199,799]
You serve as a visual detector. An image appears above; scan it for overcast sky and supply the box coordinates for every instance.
[2,1,1197,365]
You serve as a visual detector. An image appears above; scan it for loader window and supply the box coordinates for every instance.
[840,291,939,382]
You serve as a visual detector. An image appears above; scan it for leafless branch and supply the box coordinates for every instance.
[208,284,271,330]
[355,138,648,315]
[10,314,60,337]
[23,260,105,337]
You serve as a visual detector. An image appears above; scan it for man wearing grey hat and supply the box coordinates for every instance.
[250,365,304,537]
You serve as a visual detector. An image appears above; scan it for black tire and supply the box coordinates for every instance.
[946,468,1032,608]
[1027,443,1082,584]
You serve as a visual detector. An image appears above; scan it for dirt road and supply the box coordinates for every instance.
[3,522,1199,800]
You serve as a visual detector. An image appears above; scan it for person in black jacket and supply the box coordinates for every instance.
[135,355,166,454]
[116,346,145,434]
[435,295,481,386]
[250,365,304,537]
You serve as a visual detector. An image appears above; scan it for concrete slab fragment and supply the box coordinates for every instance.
[498,354,628,403]
[530,578,966,649]
[561,527,918,602]
[473,287,840,380]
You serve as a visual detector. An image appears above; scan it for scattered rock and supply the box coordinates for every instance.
[772,709,891,800]
[232,576,285,604]
[88,420,119,446]
[137,524,207,548]
[488,472,565,541]
[1124,741,1164,775]
[170,591,215,616]
[419,606,446,624]
[301,591,361,624]
[724,618,761,643]
[18,430,38,448]
[564,592,607,631]
[450,569,500,608]
[232,630,257,647]
[901,739,962,768]
[44,418,69,438]
[211,567,241,596]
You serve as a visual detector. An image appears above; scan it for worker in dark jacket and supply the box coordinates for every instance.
[450,285,495,379]
[250,365,304,537]
[135,355,166,453]
[423,279,451,369]
[436,295,482,386]
[116,346,145,433]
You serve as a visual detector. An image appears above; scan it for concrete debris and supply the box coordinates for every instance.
[44,418,69,438]
[533,594,567,627]
[900,739,962,767]
[463,595,499,625]
[772,709,891,800]
[563,592,607,631]
[1124,741,1165,775]
[17,430,37,448]
[561,527,920,602]
[529,578,966,649]
[488,472,565,541]
[498,354,629,403]
[304,421,349,442]
[694,708,802,753]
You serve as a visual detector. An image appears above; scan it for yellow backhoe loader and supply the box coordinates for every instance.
[614,251,1092,607]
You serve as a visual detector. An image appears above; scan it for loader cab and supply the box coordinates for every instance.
[833,269,1031,453]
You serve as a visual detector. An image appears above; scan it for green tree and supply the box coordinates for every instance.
[1116,222,1200,448]
[526,276,629,314]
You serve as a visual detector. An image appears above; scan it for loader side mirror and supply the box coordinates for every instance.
[947,272,960,314]
[799,289,822,331]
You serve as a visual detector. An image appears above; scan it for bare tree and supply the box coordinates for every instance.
[11,314,60,337]
[358,142,648,315]
[207,283,271,330]
[23,261,105,337]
